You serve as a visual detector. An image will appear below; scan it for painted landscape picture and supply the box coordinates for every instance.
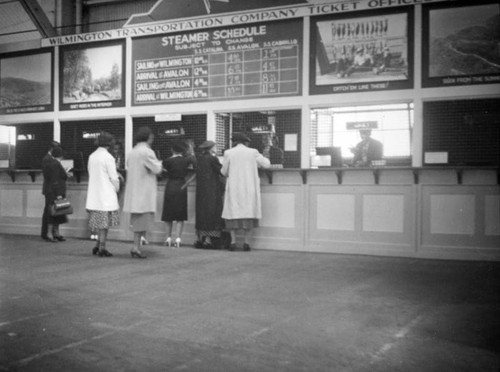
[62,44,122,104]
[428,3,500,77]
[0,52,52,109]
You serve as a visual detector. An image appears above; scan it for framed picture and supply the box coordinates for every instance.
[422,0,500,87]
[60,41,125,110]
[310,8,413,95]
[0,50,53,114]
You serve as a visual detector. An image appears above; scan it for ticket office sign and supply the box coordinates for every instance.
[132,19,302,105]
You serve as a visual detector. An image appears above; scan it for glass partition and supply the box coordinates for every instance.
[310,103,413,167]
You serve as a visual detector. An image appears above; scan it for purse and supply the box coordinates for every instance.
[50,198,73,216]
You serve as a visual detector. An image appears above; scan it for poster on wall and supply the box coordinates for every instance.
[60,41,125,110]
[131,19,302,105]
[422,0,500,88]
[310,8,413,95]
[0,50,53,114]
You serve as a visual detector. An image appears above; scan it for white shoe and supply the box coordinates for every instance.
[140,236,149,245]
[174,238,181,248]
[164,237,172,247]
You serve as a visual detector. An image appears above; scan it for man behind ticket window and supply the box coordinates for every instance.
[351,129,383,167]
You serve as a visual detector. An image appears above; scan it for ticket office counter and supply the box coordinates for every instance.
[0,167,499,261]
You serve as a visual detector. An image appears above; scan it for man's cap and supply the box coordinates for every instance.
[199,140,216,149]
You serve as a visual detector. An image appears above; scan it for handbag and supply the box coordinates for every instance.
[50,198,73,216]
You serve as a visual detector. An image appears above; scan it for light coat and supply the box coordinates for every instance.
[221,144,270,220]
[86,147,120,211]
[123,142,163,214]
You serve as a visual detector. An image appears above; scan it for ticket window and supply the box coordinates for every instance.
[60,119,125,171]
[311,103,413,168]
[10,123,54,169]
[215,110,301,168]
[133,115,207,161]
[0,125,16,169]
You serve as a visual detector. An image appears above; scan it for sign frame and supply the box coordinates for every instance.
[59,40,126,111]
[309,7,414,95]
[131,19,303,105]
[0,49,54,115]
[421,0,500,88]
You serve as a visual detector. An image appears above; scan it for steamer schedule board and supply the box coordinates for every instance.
[131,19,302,105]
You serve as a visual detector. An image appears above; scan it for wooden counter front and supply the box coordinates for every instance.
[1,167,499,261]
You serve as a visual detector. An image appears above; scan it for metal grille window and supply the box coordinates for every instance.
[11,123,54,169]
[133,115,207,161]
[423,99,500,166]
[215,110,301,168]
[61,119,125,170]
[311,103,413,166]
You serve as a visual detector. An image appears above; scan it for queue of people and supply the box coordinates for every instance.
[40,128,271,258]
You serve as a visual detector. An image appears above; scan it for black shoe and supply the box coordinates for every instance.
[54,235,66,242]
[92,246,99,255]
[130,250,147,259]
[98,249,113,257]
[202,242,216,250]
[194,240,204,249]
[43,236,58,242]
[243,244,251,252]
[228,243,237,251]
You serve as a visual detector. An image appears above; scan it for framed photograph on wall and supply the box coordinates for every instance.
[60,41,125,110]
[422,0,500,87]
[0,49,53,114]
[310,8,413,95]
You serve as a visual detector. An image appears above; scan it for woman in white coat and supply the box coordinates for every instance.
[123,127,163,258]
[221,132,270,251]
[86,132,121,257]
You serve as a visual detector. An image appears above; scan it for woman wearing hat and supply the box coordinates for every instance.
[221,132,270,251]
[161,140,196,248]
[194,140,224,249]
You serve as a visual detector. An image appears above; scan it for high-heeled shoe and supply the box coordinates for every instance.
[92,245,99,255]
[174,238,181,248]
[164,237,172,247]
[130,250,147,259]
[98,249,113,257]
[54,235,66,242]
[140,236,149,245]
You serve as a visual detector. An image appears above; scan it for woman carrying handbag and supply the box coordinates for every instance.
[42,146,69,242]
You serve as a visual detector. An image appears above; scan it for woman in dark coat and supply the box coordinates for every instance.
[42,146,68,241]
[161,141,196,247]
[194,141,224,249]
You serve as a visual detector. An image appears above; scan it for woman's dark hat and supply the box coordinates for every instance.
[199,140,216,149]
[171,141,187,153]
[231,132,251,143]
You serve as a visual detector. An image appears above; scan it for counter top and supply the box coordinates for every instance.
[1,166,499,185]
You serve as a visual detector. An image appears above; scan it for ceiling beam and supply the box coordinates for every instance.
[18,0,57,38]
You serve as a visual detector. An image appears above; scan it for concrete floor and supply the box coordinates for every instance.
[0,234,499,372]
